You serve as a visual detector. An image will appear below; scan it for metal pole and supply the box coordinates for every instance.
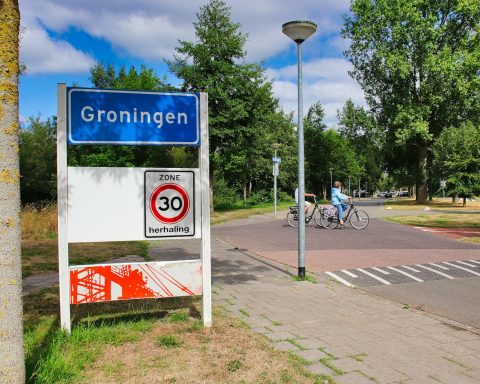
[57,83,71,333]
[274,148,277,219]
[297,42,306,279]
[359,180,361,199]
[349,177,351,196]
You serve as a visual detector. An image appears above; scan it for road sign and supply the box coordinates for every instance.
[145,170,196,238]
[272,157,281,163]
[67,88,200,145]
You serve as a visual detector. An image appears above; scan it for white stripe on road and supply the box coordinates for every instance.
[429,263,449,270]
[356,268,391,285]
[371,267,390,275]
[456,260,478,268]
[443,262,480,277]
[341,270,358,278]
[325,272,355,287]
[468,260,480,265]
[415,264,455,279]
[387,266,424,282]
[401,265,421,273]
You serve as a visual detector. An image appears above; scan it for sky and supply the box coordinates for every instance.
[19,0,366,127]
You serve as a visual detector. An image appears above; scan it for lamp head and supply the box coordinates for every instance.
[282,20,317,44]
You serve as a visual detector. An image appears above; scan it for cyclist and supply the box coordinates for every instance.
[331,181,351,225]
[295,187,316,214]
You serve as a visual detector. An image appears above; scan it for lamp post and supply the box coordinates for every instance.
[348,176,351,197]
[282,20,317,279]
[272,143,281,218]
[329,167,333,188]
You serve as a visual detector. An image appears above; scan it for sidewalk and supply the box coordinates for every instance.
[211,237,480,384]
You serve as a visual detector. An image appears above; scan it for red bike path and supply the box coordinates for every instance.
[212,218,480,272]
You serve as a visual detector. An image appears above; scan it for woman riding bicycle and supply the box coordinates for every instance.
[331,181,351,226]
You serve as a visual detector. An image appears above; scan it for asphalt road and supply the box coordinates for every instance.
[212,203,480,329]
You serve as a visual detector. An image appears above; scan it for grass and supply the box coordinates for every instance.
[23,288,335,384]
[292,274,318,284]
[384,213,480,228]
[211,201,295,224]
[383,197,480,211]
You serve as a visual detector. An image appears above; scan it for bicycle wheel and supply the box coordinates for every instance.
[287,212,299,228]
[350,209,369,229]
[313,210,323,226]
[319,212,337,229]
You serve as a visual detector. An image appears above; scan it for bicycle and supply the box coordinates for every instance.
[287,197,323,228]
[319,200,369,229]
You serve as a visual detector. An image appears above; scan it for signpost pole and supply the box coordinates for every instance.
[199,93,212,327]
[57,83,71,332]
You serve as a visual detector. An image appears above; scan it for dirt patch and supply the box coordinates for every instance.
[82,316,324,384]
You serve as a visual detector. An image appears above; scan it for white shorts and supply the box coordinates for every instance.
[305,201,312,207]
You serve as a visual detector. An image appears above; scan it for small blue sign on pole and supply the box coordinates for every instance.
[67,88,200,146]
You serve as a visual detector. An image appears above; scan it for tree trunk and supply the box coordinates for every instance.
[416,144,428,203]
[463,197,466,207]
[0,1,25,382]
[452,192,458,204]
[243,183,247,208]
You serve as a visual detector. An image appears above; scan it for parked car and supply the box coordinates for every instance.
[396,190,410,197]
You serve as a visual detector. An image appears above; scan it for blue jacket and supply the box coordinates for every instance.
[331,188,348,205]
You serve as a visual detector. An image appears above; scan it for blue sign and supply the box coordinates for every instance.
[67,88,200,146]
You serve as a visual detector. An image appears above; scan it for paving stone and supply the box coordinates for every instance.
[262,331,297,342]
[332,357,366,373]
[306,362,336,377]
[273,340,300,352]
[333,372,377,384]
[295,348,330,362]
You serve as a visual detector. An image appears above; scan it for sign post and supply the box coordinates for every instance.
[57,85,211,332]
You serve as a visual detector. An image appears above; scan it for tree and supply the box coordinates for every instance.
[0,0,25,381]
[304,102,363,198]
[343,0,480,203]
[337,99,384,191]
[20,117,57,203]
[432,122,480,206]
[168,0,287,204]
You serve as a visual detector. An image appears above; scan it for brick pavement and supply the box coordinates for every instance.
[212,236,480,384]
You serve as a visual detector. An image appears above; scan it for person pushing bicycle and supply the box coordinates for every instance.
[331,181,352,226]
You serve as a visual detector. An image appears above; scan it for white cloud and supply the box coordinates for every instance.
[20,0,351,63]
[20,23,95,74]
[268,58,366,126]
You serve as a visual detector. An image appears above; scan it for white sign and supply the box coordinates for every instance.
[145,170,196,238]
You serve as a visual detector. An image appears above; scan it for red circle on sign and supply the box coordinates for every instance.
[150,183,190,224]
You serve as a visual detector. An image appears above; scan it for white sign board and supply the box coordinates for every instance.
[67,167,200,242]
[145,170,196,238]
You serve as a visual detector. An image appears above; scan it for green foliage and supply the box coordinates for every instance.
[432,122,480,203]
[20,117,57,203]
[343,0,480,201]
[337,99,384,190]
[305,102,363,197]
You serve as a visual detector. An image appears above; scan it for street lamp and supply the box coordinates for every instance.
[272,143,281,218]
[282,20,317,279]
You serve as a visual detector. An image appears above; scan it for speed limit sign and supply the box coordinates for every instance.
[145,170,197,238]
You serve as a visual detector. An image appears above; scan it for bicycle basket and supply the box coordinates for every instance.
[322,207,337,218]
[289,206,299,214]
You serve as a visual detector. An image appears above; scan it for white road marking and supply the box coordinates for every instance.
[401,265,421,272]
[429,263,449,270]
[371,267,389,275]
[341,269,358,278]
[356,268,391,285]
[443,262,480,277]
[468,260,480,265]
[415,264,455,279]
[387,266,424,282]
[456,261,478,268]
[325,272,355,287]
